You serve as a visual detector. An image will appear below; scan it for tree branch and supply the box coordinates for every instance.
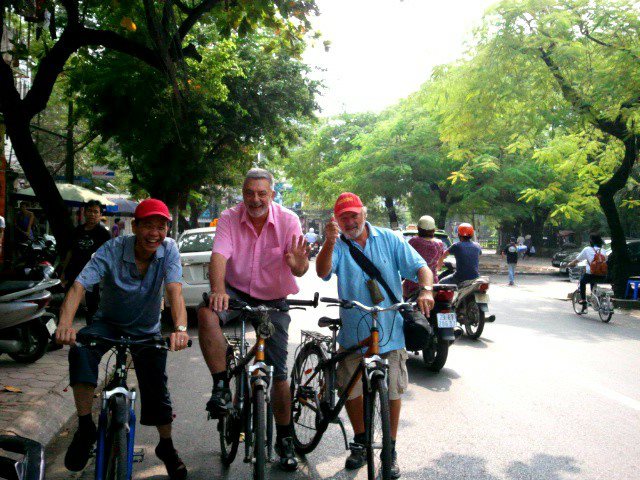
[579,22,640,62]
[538,45,624,139]
[73,132,98,153]
[80,27,163,70]
[174,0,196,14]
[178,0,224,40]
[61,0,80,26]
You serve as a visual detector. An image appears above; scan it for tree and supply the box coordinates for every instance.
[0,0,318,250]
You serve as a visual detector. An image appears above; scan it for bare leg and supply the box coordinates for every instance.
[272,379,291,425]
[72,383,95,416]
[157,424,171,439]
[345,395,365,435]
[197,307,226,374]
[390,399,401,440]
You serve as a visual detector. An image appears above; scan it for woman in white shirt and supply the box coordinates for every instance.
[568,234,607,311]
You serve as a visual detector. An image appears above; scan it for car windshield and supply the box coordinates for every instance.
[179,232,215,253]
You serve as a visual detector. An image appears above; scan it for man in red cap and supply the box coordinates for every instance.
[316,192,435,478]
[56,198,190,480]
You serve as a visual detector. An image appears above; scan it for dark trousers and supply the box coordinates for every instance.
[579,273,606,301]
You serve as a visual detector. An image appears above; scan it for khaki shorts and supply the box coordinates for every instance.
[336,348,409,401]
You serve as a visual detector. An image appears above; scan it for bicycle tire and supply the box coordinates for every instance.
[219,350,241,466]
[290,342,328,454]
[598,295,613,323]
[366,376,392,480]
[571,290,585,315]
[252,387,266,480]
[105,398,129,480]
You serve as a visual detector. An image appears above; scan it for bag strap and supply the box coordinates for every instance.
[340,234,400,304]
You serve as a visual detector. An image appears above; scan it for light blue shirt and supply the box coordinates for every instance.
[76,235,182,336]
[324,223,427,354]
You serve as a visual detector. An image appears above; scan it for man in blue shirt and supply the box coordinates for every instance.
[316,192,434,479]
[55,199,190,480]
[440,222,482,285]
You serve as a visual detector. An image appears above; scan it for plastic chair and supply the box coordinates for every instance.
[625,277,640,300]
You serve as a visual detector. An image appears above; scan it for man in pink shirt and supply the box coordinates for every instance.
[197,168,309,471]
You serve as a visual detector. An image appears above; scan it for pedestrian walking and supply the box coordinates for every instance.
[502,237,519,286]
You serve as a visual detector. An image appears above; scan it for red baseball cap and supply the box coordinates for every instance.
[334,192,363,217]
[134,198,172,221]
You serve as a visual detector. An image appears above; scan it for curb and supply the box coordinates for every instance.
[12,366,77,448]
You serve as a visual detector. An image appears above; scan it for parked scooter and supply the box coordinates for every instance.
[440,262,496,339]
[15,235,58,281]
[0,279,60,363]
[406,284,462,372]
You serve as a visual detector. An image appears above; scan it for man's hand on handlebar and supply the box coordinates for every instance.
[55,325,77,346]
[169,331,190,352]
[208,291,230,312]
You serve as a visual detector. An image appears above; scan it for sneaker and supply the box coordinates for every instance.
[345,442,367,470]
[64,425,97,471]
[274,436,298,471]
[155,443,187,480]
[390,448,401,479]
[206,381,230,419]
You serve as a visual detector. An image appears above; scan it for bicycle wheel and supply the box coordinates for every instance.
[219,350,241,466]
[598,296,613,323]
[464,300,485,339]
[571,290,585,315]
[252,387,266,480]
[365,376,392,480]
[105,397,129,480]
[290,342,328,454]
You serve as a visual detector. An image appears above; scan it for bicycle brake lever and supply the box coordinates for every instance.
[288,307,306,311]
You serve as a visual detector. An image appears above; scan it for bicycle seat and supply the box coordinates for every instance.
[318,317,342,328]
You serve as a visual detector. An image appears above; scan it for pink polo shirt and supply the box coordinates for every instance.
[212,202,302,300]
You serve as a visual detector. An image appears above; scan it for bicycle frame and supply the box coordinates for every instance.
[95,345,137,480]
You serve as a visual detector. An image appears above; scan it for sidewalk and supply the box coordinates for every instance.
[0,318,102,447]
[479,252,558,275]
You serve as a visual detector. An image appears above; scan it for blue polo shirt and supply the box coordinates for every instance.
[324,223,427,354]
[76,235,182,336]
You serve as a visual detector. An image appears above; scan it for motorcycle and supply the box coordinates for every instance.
[15,235,58,281]
[440,262,496,339]
[406,284,462,372]
[0,279,60,363]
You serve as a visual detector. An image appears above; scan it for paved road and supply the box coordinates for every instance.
[46,272,640,479]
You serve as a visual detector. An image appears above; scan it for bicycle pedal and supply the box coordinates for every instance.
[133,448,145,463]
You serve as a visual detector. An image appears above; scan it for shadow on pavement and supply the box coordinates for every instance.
[455,336,494,348]
[405,356,459,394]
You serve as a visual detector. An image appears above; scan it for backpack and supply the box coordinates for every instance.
[590,247,608,276]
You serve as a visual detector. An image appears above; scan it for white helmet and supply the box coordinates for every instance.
[417,215,436,231]
[309,227,315,233]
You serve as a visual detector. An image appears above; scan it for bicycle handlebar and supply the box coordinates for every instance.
[75,334,192,350]
[201,292,319,312]
[320,297,415,313]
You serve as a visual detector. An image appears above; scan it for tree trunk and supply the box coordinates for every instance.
[3,108,72,252]
[384,196,399,229]
[436,205,448,230]
[64,99,74,183]
[189,199,201,229]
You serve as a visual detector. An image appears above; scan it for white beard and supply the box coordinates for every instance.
[344,223,366,240]
[246,205,269,218]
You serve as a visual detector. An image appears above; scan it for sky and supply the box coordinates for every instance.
[303,0,498,116]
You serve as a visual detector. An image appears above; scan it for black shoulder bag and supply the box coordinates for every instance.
[340,234,433,351]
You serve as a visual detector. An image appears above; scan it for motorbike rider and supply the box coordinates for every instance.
[567,233,607,312]
[316,192,434,479]
[403,215,445,299]
[197,168,309,471]
[439,223,482,285]
[55,198,190,480]
[59,200,111,324]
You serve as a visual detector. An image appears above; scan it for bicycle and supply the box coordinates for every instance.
[571,283,614,323]
[75,333,192,480]
[290,297,415,480]
[202,292,319,480]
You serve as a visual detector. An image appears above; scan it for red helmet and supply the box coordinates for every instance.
[457,223,474,237]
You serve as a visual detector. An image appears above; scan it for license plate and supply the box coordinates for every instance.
[45,319,57,336]
[203,265,209,280]
[437,313,457,328]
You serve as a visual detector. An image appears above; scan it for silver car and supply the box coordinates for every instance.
[171,227,216,309]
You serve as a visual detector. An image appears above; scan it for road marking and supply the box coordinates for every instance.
[580,382,640,412]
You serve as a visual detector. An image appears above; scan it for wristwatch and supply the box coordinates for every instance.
[175,325,187,332]
[420,286,433,292]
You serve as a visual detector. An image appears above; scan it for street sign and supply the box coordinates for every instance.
[92,165,115,179]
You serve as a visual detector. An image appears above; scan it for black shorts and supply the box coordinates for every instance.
[68,322,173,426]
